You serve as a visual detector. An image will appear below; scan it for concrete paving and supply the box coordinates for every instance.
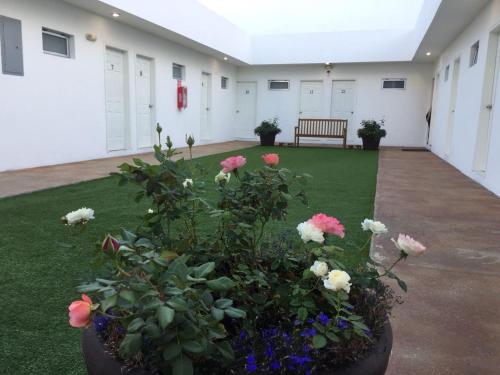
[373,149,500,375]
[0,141,256,198]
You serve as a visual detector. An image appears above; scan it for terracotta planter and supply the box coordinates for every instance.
[82,322,392,375]
[361,137,381,150]
[259,133,277,146]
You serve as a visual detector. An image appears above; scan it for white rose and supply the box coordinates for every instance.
[182,178,193,188]
[64,207,95,225]
[323,270,351,293]
[361,219,388,235]
[147,208,154,214]
[297,221,324,244]
[214,170,230,183]
[310,261,328,277]
[392,234,426,257]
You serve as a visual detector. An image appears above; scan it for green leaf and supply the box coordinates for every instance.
[214,299,233,309]
[215,341,235,361]
[101,294,117,312]
[325,331,340,342]
[312,334,327,349]
[211,307,224,321]
[397,278,408,292]
[163,342,182,361]
[182,340,204,353]
[194,262,215,278]
[206,277,235,291]
[119,290,137,304]
[224,307,246,319]
[167,297,189,312]
[119,333,142,358]
[172,355,193,375]
[297,307,308,322]
[143,323,161,339]
[127,318,145,333]
[157,305,175,329]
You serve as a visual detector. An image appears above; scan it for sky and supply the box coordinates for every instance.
[197,0,426,35]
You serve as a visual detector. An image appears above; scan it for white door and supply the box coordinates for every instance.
[300,81,323,118]
[200,72,211,141]
[105,48,127,151]
[135,56,154,149]
[474,34,500,171]
[236,82,257,138]
[331,80,356,142]
[445,59,460,157]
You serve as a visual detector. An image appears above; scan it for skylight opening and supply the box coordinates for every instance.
[197,0,426,35]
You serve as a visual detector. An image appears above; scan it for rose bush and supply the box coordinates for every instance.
[66,132,426,375]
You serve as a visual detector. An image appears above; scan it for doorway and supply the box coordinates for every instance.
[236,81,257,139]
[299,81,323,118]
[200,72,211,141]
[445,58,461,157]
[105,47,128,151]
[331,80,356,142]
[135,55,154,149]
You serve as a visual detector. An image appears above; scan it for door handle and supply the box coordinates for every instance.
[206,107,210,111]
[351,111,354,114]
[236,110,240,113]
[299,111,303,114]
[486,104,493,110]
[149,104,154,109]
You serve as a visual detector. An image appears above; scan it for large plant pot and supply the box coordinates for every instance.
[361,137,381,150]
[82,322,392,375]
[259,133,276,146]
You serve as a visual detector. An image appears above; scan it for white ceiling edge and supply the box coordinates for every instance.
[413,0,491,62]
[63,0,483,65]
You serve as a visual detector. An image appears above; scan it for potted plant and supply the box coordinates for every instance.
[66,139,426,375]
[254,117,282,146]
[357,120,387,150]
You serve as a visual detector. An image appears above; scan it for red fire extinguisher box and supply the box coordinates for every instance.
[177,80,187,110]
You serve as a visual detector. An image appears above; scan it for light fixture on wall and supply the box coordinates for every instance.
[85,33,97,42]
[426,51,431,56]
[324,62,333,74]
[223,56,228,61]
[112,12,120,18]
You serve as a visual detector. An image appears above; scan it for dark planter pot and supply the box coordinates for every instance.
[82,322,392,375]
[361,137,381,150]
[259,133,277,146]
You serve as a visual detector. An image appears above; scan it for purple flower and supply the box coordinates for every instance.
[246,354,257,372]
[337,318,349,330]
[290,354,312,366]
[300,328,317,337]
[93,315,110,333]
[270,360,281,370]
[317,312,330,326]
[264,344,274,358]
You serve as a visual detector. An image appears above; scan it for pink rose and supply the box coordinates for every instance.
[262,153,280,167]
[68,294,92,328]
[102,234,120,252]
[309,213,345,238]
[392,234,426,256]
[220,156,247,173]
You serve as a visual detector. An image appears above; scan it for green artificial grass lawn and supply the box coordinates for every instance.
[0,147,378,374]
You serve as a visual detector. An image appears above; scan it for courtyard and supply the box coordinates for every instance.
[1,0,500,374]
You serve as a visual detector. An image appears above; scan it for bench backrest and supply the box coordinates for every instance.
[297,118,347,136]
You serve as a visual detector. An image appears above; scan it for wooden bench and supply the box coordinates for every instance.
[294,118,348,148]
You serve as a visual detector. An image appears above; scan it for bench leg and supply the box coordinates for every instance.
[343,137,346,149]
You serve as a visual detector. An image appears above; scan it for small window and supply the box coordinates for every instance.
[42,28,71,57]
[382,79,406,89]
[268,80,289,90]
[221,76,228,89]
[172,63,185,80]
[444,65,450,81]
[470,41,479,67]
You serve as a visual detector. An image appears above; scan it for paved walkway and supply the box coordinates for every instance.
[373,149,500,374]
[0,141,256,198]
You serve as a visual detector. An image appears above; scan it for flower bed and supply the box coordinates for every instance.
[66,136,425,375]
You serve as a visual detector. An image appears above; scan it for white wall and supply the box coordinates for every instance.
[0,0,237,171]
[429,0,500,196]
[237,63,433,147]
